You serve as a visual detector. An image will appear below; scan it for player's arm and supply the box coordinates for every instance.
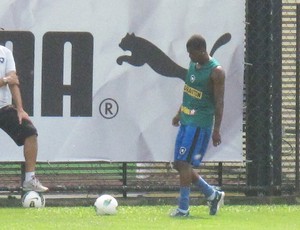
[7,72,30,124]
[211,66,225,146]
[0,71,19,87]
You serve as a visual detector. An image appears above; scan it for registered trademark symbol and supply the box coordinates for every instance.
[99,98,119,119]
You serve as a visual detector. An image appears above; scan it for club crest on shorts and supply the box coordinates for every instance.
[179,147,186,155]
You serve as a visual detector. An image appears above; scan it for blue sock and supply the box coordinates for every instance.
[178,187,190,211]
[194,176,215,200]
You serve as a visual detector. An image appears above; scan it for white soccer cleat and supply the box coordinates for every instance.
[22,176,49,192]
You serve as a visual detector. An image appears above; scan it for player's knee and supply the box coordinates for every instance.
[173,160,189,171]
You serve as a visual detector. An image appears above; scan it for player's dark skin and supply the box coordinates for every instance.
[172,44,225,187]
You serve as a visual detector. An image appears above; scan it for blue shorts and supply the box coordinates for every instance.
[174,125,212,167]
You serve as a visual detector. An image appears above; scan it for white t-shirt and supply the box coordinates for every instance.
[0,45,16,109]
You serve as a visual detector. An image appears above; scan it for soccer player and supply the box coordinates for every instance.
[170,34,225,217]
[0,44,48,192]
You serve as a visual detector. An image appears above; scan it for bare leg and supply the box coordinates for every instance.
[192,169,200,184]
[22,135,48,192]
[23,135,37,172]
[174,161,193,186]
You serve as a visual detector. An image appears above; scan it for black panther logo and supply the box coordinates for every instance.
[117,33,231,81]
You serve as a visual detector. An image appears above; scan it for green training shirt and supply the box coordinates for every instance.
[180,58,220,127]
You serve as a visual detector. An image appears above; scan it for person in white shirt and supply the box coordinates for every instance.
[0,45,48,192]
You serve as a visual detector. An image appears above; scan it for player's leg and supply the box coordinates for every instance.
[192,170,215,200]
[170,160,192,216]
[190,127,225,215]
[192,170,224,215]
[24,134,37,172]
[0,105,48,192]
[190,126,214,198]
[22,134,48,192]
[170,125,198,217]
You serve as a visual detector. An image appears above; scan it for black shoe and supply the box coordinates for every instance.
[208,191,225,215]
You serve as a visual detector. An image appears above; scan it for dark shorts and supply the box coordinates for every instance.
[174,125,211,167]
[0,105,37,146]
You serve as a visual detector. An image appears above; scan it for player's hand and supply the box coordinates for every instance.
[17,109,31,125]
[212,130,221,146]
[172,114,180,127]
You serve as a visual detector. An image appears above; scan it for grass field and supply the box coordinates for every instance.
[1,205,300,230]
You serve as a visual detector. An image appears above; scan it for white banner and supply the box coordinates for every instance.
[0,0,245,162]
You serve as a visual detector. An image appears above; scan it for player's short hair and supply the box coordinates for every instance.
[186,34,206,51]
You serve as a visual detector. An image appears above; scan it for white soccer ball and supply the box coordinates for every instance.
[94,194,118,215]
[22,191,45,208]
